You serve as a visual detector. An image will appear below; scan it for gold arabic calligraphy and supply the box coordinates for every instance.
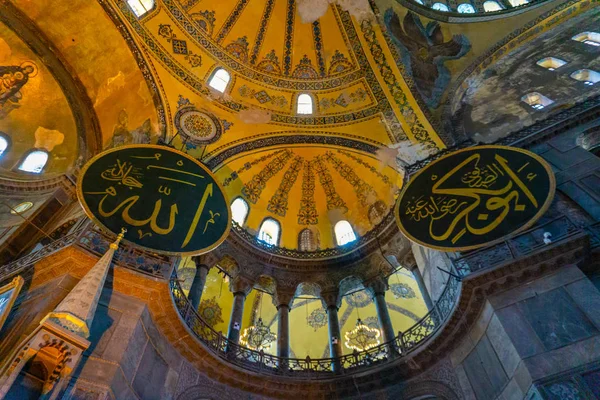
[405,154,539,245]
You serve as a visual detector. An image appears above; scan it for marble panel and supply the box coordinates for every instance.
[175,360,199,397]
[120,318,148,383]
[542,147,594,171]
[476,334,508,396]
[486,314,520,376]
[110,369,138,400]
[454,364,477,400]
[501,378,524,400]
[489,285,536,310]
[132,342,169,400]
[566,279,600,330]
[496,306,545,358]
[555,158,600,185]
[140,308,183,371]
[559,181,600,220]
[517,288,597,350]
[86,304,121,358]
[547,133,578,153]
[581,368,600,398]
[463,347,496,400]
[527,266,584,296]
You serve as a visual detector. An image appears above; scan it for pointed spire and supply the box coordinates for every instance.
[42,228,126,338]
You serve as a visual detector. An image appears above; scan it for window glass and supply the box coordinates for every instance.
[572,32,600,47]
[521,92,554,110]
[483,1,503,11]
[299,229,315,251]
[570,69,600,86]
[0,136,7,158]
[208,68,231,93]
[259,218,280,246]
[18,150,48,173]
[536,57,567,71]
[432,2,450,11]
[231,198,249,226]
[127,0,154,17]
[297,94,313,115]
[457,3,476,13]
[508,0,528,6]
[335,220,356,246]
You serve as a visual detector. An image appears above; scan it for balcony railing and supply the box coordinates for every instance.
[170,265,460,379]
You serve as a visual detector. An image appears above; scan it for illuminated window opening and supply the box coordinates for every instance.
[522,92,554,110]
[572,32,600,47]
[508,0,528,6]
[483,1,503,11]
[297,94,313,115]
[298,229,316,251]
[18,150,48,173]
[457,3,476,13]
[208,68,231,93]
[258,218,280,246]
[571,69,600,86]
[127,0,154,17]
[432,2,450,11]
[335,220,356,246]
[10,202,33,215]
[0,135,8,158]
[536,57,567,71]
[231,197,249,226]
[414,0,424,4]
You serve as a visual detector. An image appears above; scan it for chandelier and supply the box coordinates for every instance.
[344,318,381,352]
[239,317,276,351]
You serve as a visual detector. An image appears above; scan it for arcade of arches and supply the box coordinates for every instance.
[0,0,599,399]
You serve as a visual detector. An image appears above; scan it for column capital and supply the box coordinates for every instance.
[366,276,389,297]
[273,290,295,309]
[230,275,253,296]
[192,255,210,270]
[321,290,341,310]
[401,252,418,270]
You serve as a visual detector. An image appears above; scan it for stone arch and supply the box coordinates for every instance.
[294,281,322,298]
[398,380,461,400]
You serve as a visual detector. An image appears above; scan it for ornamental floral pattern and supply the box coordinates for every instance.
[319,88,368,111]
[238,85,288,108]
[157,24,202,68]
[313,155,348,213]
[298,161,318,225]
[390,283,416,299]
[222,150,284,187]
[198,297,224,328]
[242,149,294,203]
[337,149,394,188]
[324,151,379,207]
[267,156,304,217]
[346,290,372,308]
[307,307,328,331]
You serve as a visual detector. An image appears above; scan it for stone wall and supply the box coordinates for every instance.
[451,264,600,400]
[411,241,455,301]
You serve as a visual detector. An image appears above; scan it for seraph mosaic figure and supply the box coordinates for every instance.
[384,10,470,108]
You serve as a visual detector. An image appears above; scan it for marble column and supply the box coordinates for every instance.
[367,277,396,355]
[274,291,294,359]
[322,291,342,372]
[226,276,252,346]
[410,265,435,312]
[188,260,210,311]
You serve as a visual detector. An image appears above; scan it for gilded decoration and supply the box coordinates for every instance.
[0,276,24,331]
[292,55,319,79]
[313,155,348,213]
[346,290,372,308]
[242,149,294,203]
[190,10,216,36]
[395,146,556,252]
[0,61,38,119]
[226,36,250,63]
[250,0,276,65]
[256,50,282,74]
[238,85,288,108]
[298,161,318,225]
[198,296,224,328]
[325,151,379,207]
[222,150,284,187]
[318,88,368,110]
[174,97,230,147]
[157,24,203,68]
[267,156,304,217]
[338,150,394,188]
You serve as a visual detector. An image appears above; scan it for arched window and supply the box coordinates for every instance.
[572,32,600,47]
[483,1,503,11]
[298,229,317,251]
[334,220,356,246]
[536,57,567,71]
[457,3,476,13]
[414,0,424,4]
[258,218,280,246]
[297,94,313,115]
[231,197,249,226]
[18,150,48,173]
[208,68,231,93]
[431,2,450,11]
[508,0,528,6]
[522,92,554,110]
[0,134,8,159]
[127,0,154,17]
[571,69,600,86]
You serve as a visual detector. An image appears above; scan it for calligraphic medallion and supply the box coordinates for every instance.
[77,145,231,255]
[395,146,555,252]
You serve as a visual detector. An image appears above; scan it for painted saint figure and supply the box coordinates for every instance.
[0,62,37,119]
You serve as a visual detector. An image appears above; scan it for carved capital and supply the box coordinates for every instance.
[273,290,295,309]
[366,276,388,297]
[401,252,417,270]
[192,256,210,272]
[321,290,341,310]
[230,275,253,296]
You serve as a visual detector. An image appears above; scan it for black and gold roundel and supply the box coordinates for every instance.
[395,146,555,252]
[77,145,231,256]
